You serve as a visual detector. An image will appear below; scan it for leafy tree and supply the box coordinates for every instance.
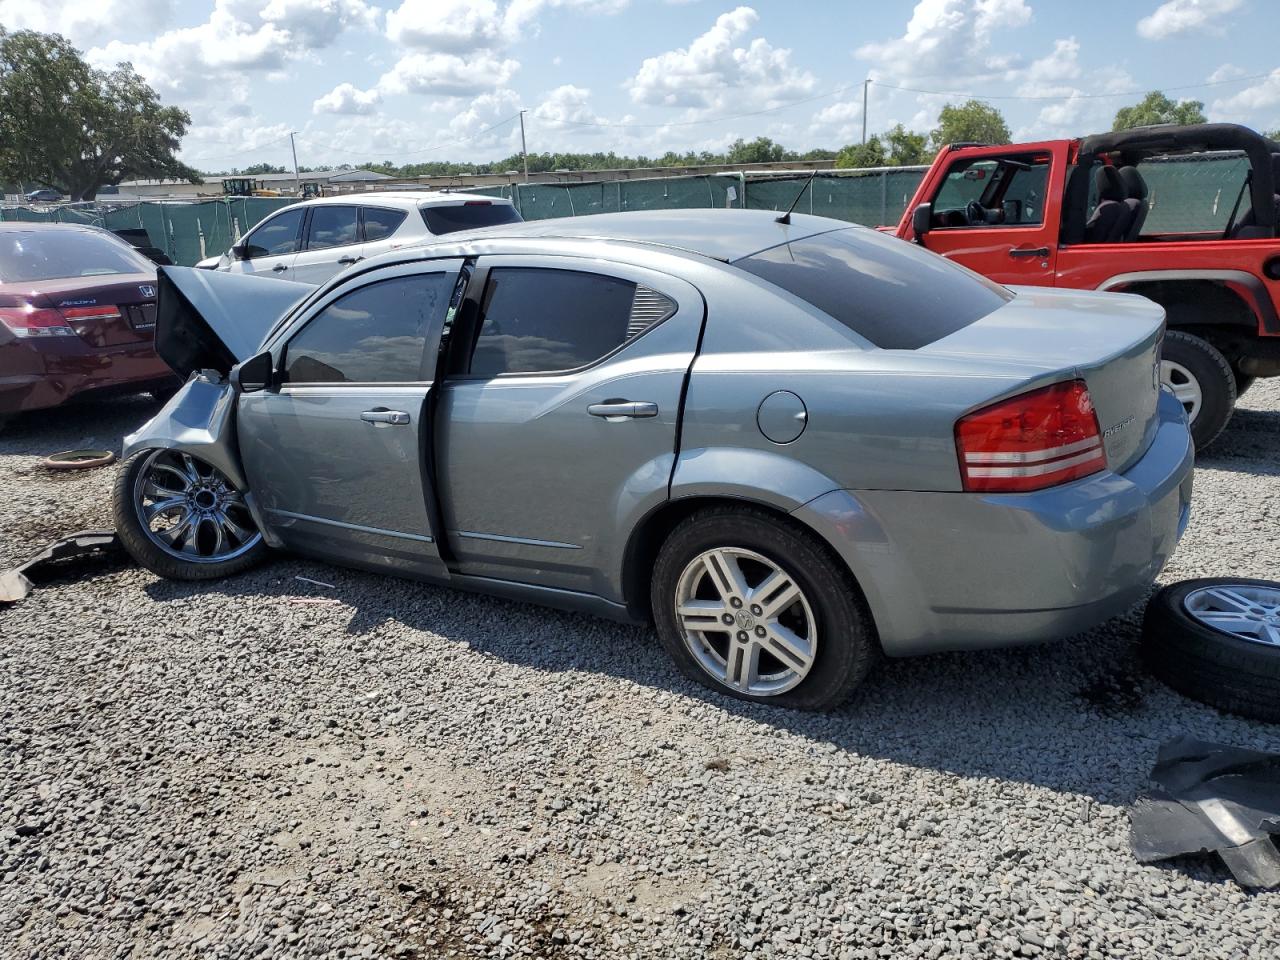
[1112,91,1206,131]
[725,137,787,165]
[930,100,1011,149]
[884,124,930,165]
[0,29,199,200]
[834,136,887,169]
[238,162,287,175]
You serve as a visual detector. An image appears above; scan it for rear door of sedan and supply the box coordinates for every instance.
[236,259,464,578]
[434,256,704,596]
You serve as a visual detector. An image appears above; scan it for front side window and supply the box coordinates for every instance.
[284,272,452,383]
[735,227,1011,350]
[306,206,359,250]
[468,268,653,376]
[363,207,408,242]
[931,155,1050,228]
[244,209,305,258]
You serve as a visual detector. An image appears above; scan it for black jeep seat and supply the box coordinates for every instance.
[1118,166,1148,241]
[1084,166,1131,243]
[1229,153,1280,238]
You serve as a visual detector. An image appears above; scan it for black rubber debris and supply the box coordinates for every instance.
[1131,735,1280,889]
[0,530,128,606]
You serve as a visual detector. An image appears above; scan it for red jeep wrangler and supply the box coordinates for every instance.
[896,123,1280,447]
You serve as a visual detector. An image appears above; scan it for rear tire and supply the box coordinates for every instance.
[650,505,877,710]
[1234,371,1256,399]
[1160,330,1235,449]
[1142,578,1280,723]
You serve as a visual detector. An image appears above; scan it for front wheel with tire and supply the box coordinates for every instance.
[1141,578,1280,723]
[112,448,267,580]
[1160,330,1236,449]
[650,506,877,710]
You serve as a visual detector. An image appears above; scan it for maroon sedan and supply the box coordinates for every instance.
[0,223,177,421]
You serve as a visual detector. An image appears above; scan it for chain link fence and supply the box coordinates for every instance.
[0,154,1258,266]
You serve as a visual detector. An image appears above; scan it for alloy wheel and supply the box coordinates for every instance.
[1161,359,1202,423]
[674,547,817,696]
[133,450,262,563]
[1183,583,1280,648]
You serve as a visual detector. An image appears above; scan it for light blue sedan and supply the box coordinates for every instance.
[112,210,1193,709]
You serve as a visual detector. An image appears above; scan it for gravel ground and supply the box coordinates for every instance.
[2,387,1279,960]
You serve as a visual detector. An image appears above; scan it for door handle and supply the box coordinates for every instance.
[272,263,289,272]
[360,409,410,425]
[337,255,363,265]
[1008,246,1050,259]
[587,401,658,419]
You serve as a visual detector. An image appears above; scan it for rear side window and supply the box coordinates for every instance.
[363,207,407,242]
[422,202,522,235]
[284,272,452,383]
[0,228,152,282]
[306,206,359,250]
[467,268,670,376]
[736,228,1010,350]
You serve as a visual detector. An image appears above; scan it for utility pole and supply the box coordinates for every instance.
[861,79,870,145]
[519,110,529,181]
[289,131,301,194]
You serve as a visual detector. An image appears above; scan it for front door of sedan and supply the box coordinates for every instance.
[229,207,305,279]
[435,257,704,597]
[236,260,463,578]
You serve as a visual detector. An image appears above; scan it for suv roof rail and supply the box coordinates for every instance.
[948,141,990,149]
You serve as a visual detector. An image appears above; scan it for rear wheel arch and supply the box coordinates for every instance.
[620,495,874,628]
[1102,276,1265,337]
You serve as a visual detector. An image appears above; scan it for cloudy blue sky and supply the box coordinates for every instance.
[1,0,1276,172]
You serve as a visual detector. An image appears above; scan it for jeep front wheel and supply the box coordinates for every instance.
[1160,330,1236,449]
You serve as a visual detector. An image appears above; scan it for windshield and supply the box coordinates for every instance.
[0,228,153,283]
[421,202,522,235]
[735,227,1011,350]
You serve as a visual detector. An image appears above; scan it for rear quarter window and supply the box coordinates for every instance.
[734,227,1011,349]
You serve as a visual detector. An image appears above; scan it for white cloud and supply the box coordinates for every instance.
[260,0,379,48]
[855,0,1033,84]
[447,88,524,144]
[385,0,505,52]
[809,100,864,144]
[1208,62,1247,83]
[1211,69,1280,124]
[378,52,520,97]
[0,0,175,46]
[626,7,816,114]
[313,82,381,115]
[1137,0,1244,40]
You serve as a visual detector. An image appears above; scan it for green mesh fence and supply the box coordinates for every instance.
[0,154,1261,266]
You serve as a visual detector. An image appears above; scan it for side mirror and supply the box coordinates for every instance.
[911,203,933,241]
[230,242,250,261]
[231,351,274,393]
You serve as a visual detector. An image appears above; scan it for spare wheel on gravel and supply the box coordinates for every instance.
[1142,578,1280,723]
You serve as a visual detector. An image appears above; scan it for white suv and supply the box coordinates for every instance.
[197,192,522,284]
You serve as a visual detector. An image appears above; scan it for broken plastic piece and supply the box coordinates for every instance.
[0,530,127,607]
[1131,736,1280,889]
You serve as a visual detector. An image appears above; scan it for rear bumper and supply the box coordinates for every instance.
[795,389,1195,656]
[0,337,171,416]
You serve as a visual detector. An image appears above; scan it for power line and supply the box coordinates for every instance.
[183,132,294,165]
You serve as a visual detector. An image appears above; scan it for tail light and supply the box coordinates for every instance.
[0,304,78,339]
[59,305,122,322]
[956,380,1106,493]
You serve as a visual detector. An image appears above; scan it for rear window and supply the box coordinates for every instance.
[0,228,153,283]
[734,228,1011,349]
[421,202,522,235]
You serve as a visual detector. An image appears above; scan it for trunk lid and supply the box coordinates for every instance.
[155,266,312,379]
[922,286,1165,473]
[14,273,159,346]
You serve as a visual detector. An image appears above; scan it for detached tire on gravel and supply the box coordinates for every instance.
[1160,330,1236,449]
[1141,578,1280,723]
[651,505,878,711]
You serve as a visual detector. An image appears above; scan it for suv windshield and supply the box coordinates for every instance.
[421,202,522,235]
[0,228,153,283]
[735,227,1011,350]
